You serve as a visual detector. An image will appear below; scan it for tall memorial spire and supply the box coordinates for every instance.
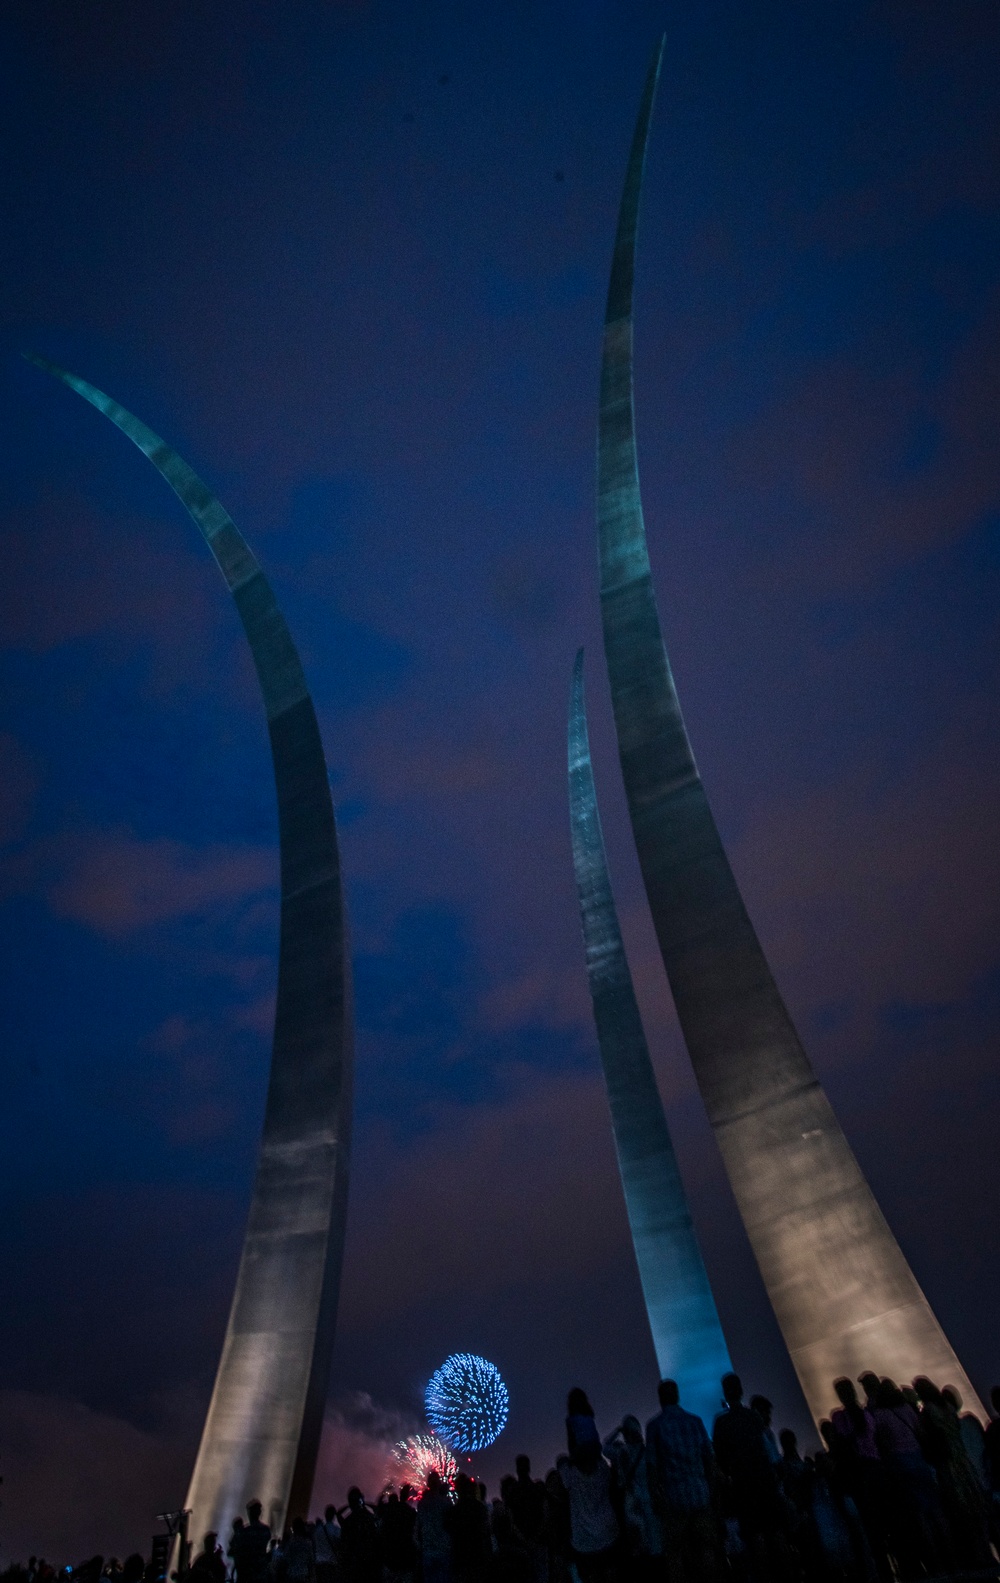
[568,650,730,1426]
[29,358,354,1533]
[595,45,982,1423]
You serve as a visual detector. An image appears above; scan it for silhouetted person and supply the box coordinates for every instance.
[71,1558,103,1583]
[858,1373,881,1412]
[380,1490,417,1582]
[557,1440,619,1583]
[227,1521,245,1578]
[748,1397,780,1467]
[646,1378,718,1583]
[872,1377,947,1578]
[778,1428,807,1514]
[121,1558,144,1583]
[506,1456,547,1583]
[276,1520,315,1583]
[189,1535,226,1583]
[603,1414,659,1571]
[829,1375,892,1579]
[446,1473,492,1583]
[913,1375,990,1570]
[416,1471,452,1583]
[230,1503,271,1583]
[312,1507,339,1583]
[337,1489,380,1583]
[942,1385,988,1489]
[713,1374,788,1581]
[566,1389,600,1463]
[543,1467,572,1583]
[783,1424,843,1581]
[810,1433,861,1580]
[492,1478,533,1583]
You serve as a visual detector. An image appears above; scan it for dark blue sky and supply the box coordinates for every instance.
[1,0,999,1559]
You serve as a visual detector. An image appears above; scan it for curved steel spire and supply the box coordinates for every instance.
[569,649,730,1425]
[595,47,982,1423]
[28,356,354,1531]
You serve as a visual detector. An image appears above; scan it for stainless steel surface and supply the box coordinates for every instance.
[29,358,354,1529]
[595,47,982,1424]
[569,650,731,1426]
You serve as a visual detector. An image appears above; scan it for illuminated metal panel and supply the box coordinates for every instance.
[595,47,982,1423]
[29,358,353,1530]
[569,650,730,1426]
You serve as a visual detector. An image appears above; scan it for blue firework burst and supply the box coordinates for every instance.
[424,1353,510,1452]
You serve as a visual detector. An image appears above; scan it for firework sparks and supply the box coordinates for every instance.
[424,1353,509,1452]
[392,1433,459,1490]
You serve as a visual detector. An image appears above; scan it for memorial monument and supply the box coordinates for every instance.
[29,357,354,1534]
[594,44,982,1423]
[569,649,731,1427]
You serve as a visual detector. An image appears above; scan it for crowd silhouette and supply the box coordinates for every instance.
[6,1371,1000,1583]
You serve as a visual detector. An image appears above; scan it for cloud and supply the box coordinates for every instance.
[732,715,1000,1028]
[0,733,39,845]
[490,556,559,628]
[0,493,222,679]
[0,1390,198,1565]
[312,1394,416,1512]
[0,1387,415,1564]
[347,700,503,807]
[478,962,588,1034]
[719,289,1000,595]
[139,1009,272,1146]
[341,1065,627,1328]
[1,827,276,937]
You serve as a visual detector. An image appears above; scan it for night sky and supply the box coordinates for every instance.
[2,0,999,1562]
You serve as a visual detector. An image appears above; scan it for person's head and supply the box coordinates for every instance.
[857,1371,879,1402]
[500,1475,517,1502]
[346,1487,364,1511]
[201,1537,217,1555]
[833,1377,857,1409]
[912,1376,941,1407]
[721,1373,743,1406]
[657,1379,679,1408]
[567,1388,593,1418]
[230,1520,244,1534]
[246,1502,263,1525]
[621,1415,643,1446]
[750,1395,772,1427]
[779,1429,798,1458]
[426,1472,441,1495]
[941,1386,961,1413]
[400,1485,415,1505]
[455,1474,472,1500]
[291,1521,308,1540]
[515,1454,531,1480]
[819,1419,835,1449]
[875,1378,902,1409]
[324,1507,336,1523]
